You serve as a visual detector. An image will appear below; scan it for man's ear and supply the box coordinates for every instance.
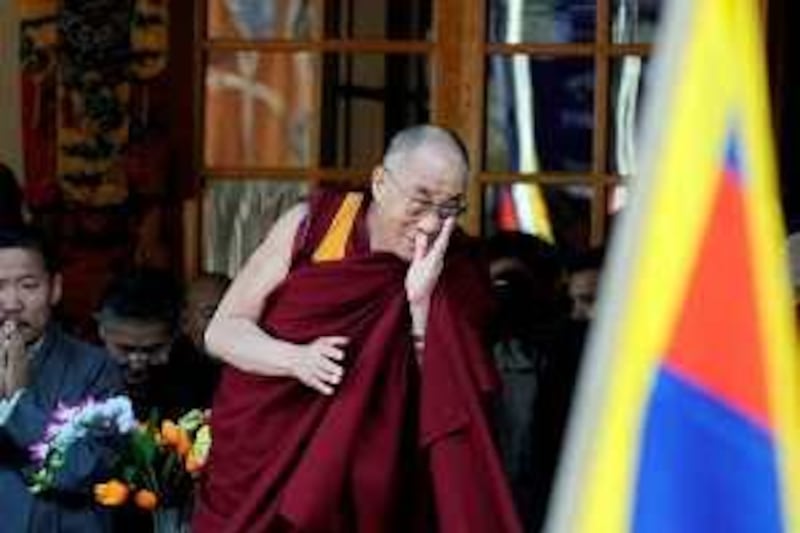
[370,166,385,201]
[49,273,63,307]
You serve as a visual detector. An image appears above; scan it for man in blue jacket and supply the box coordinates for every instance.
[0,225,124,532]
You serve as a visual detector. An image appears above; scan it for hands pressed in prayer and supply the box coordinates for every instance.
[405,217,456,340]
[0,320,28,397]
[292,336,349,395]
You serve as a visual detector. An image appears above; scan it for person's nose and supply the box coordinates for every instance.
[416,209,443,237]
[127,352,150,371]
[0,286,24,316]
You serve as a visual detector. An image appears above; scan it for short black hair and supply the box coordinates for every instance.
[97,268,183,328]
[0,224,58,273]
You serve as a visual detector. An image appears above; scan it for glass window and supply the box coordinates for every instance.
[205,51,316,168]
[203,179,309,276]
[611,0,662,44]
[483,182,594,253]
[324,0,431,40]
[488,0,596,43]
[320,53,429,167]
[485,56,594,173]
[207,0,315,40]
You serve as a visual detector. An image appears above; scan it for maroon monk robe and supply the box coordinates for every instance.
[193,191,522,533]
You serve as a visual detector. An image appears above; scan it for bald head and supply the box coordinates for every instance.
[382,125,470,182]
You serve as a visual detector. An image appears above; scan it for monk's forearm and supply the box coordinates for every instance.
[205,318,300,377]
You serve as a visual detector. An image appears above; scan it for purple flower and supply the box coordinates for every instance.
[52,403,81,425]
[27,395,135,493]
[29,442,49,463]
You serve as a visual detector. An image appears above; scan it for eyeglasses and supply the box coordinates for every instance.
[382,167,467,220]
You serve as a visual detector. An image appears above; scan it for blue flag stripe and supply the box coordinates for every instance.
[634,366,783,533]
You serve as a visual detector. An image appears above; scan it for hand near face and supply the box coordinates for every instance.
[405,217,456,305]
[1,320,28,397]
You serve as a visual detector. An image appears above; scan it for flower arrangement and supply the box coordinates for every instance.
[28,398,211,533]
[92,408,212,532]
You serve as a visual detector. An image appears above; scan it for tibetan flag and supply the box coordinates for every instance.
[545,1,800,533]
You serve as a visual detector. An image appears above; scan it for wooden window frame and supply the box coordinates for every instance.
[187,0,766,276]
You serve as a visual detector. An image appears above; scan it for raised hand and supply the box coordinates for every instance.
[405,217,456,305]
[291,336,349,395]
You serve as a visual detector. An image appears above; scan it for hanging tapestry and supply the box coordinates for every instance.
[20,0,169,208]
[19,0,59,209]
[57,0,134,206]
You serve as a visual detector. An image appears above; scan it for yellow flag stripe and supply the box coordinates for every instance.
[737,0,800,528]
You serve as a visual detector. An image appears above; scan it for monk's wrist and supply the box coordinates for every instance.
[409,299,429,336]
[282,345,307,379]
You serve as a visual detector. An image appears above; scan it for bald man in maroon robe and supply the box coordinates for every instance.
[193,125,523,533]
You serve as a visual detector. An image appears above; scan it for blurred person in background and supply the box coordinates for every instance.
[487,231,571,532]
[170,272,231,407]
[565,246,605,323]
[95,268,185,419]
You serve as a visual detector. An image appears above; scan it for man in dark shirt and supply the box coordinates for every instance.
[0,225,123,532]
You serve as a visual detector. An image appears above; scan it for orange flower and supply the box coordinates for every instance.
[175,429,192,456]
[134,489,159,511]
[162,420,192,455]
[94,480,130,506]
[161,420,180,445]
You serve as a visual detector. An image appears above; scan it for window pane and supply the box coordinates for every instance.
[608,56,649,176]
[483,183,594,252]
[320,53,429,167]
[205,51,315,168]
[485,56,594,172]
[208,0,314,40]
[488,0,596,43]
[611,0,661,44]
[324,0,431,40]
[203,179,308,276]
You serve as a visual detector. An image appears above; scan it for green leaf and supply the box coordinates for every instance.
[191,425,212,461]
[160,452,177,486]
[177,409,204,432]
[122,465,139,485]
[130,429,158,465]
